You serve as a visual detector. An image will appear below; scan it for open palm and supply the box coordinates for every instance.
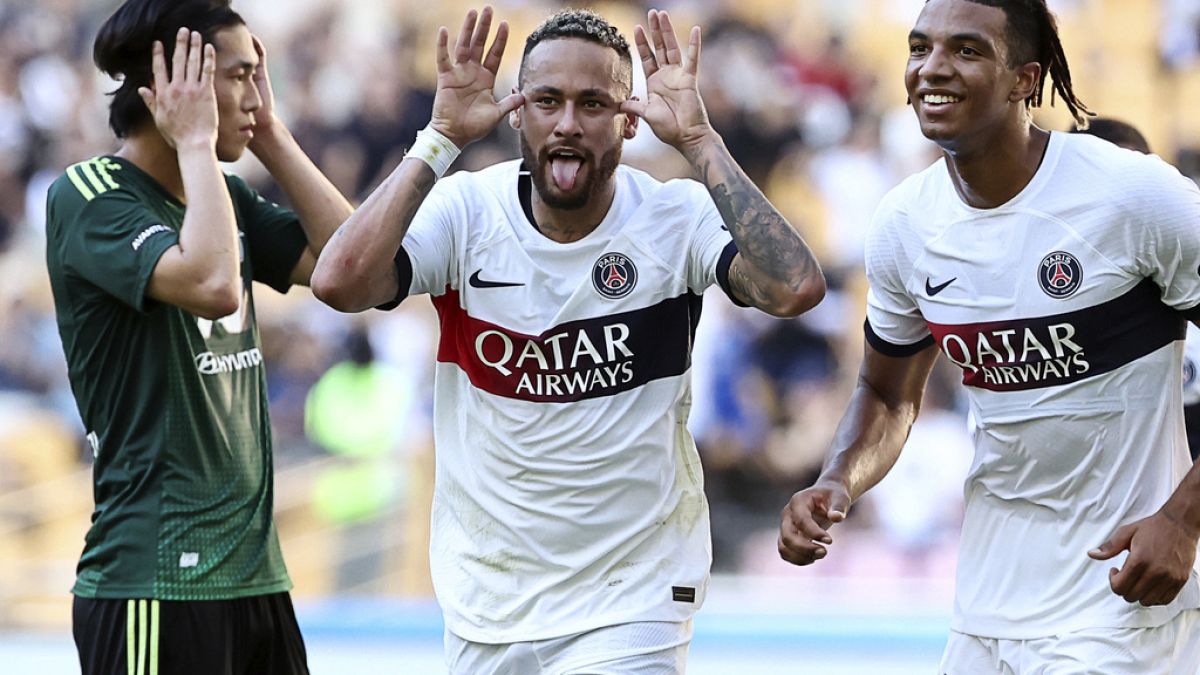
[430,7,523,149]
[621,11,713,151]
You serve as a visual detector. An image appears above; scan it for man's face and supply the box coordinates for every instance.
[905,0,1025,152]
[514,38,635,210]
[211,24,260,162]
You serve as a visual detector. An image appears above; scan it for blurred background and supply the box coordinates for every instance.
[1,0,1198,672]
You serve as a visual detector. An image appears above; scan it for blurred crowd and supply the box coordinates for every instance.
[2,0,1199,601]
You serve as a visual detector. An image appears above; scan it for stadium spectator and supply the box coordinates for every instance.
[44,0,353,672]
[312,6,825,672]
[779,0,1200,672]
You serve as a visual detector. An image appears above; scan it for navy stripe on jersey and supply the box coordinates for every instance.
[925,278,1185,392]
[433,288,703,402]
[715,241,747,307]
[864,319,935,357]
[377,245,415,311]
[1183,301,1200,322]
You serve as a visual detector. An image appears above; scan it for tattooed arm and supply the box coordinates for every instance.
[622,10,824,316]
[684,137,825,315]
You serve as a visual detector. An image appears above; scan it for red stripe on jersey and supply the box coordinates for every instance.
[432,288,702,402]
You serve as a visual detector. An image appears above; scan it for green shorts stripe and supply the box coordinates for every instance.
[125,600,135,675]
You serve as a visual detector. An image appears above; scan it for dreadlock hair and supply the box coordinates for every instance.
[94,0,245,138]
[520,9,633,96]
[964,0,1093,127]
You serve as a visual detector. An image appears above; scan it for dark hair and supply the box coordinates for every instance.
[520,9,632,94]
[964,0,1092,126]
[1070,117,1150,154]
[93,0,245,138]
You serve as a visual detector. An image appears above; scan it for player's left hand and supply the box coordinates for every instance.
[620,10,715,154]
[1089,510,1199,606]
[247,34,277,148]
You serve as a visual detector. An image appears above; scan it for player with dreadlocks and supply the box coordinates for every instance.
[779,0,1200,671]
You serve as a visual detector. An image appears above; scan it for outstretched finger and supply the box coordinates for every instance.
[200,43,216,88]
[1089,524,1134,561]
[455,9,478,64]
[149,40,168,93]
[633,25,657,78]
[171,27,189,83]
[482,20,508,74]
[470,6,493,64]
[185,31,202,83]
[436,27,452,73]
[658,11,681,66]
[685,26,701,76]
[648,11,669,66]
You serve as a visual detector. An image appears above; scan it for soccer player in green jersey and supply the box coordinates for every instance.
[44,1,352,673]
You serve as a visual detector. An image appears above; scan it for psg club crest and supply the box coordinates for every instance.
[592,252,637,299]
[1038,251,1082,298]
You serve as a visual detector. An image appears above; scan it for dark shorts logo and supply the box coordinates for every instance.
[592,252,637,299]
[1038,251,1082,298]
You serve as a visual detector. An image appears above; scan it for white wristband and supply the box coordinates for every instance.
[407,125,461,180]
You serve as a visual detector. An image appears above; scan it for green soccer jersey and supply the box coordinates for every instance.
[45,155,309,600]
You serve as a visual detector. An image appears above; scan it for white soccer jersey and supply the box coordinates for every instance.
[391,160,738,643]
[865,132,1200,639]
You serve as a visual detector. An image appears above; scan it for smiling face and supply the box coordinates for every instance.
[905,0,1037,154]
[210,24,260,162]
[512,38,636,210]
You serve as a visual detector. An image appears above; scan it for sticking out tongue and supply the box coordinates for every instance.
[550,157,583,191]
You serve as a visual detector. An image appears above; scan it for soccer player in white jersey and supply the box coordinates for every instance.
[313,6,825,673]
[778,0,1200,673]
[1072,117,1200,463]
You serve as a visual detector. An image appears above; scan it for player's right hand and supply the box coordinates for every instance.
[430,6,524,149]
[137,28,218,150]
[778,481,852,566]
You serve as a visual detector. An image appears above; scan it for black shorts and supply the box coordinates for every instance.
[73,592,309,675]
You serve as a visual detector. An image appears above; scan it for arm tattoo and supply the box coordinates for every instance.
[688,144,820,309]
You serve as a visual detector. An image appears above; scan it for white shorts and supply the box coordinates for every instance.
[939,609,1200,674]
[443,620,692,675]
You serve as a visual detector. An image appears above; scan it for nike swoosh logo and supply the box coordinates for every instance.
[468,270,524,289]
[925,277,956,296]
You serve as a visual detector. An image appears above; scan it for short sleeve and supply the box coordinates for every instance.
[685,184,744,306]
[1126,157,1200,319]
[226,175,308,294]
[379,175,461,309]
[864,194,934,356]
[59,189,179,313]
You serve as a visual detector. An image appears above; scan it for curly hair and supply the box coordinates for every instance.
[520,9,633,94]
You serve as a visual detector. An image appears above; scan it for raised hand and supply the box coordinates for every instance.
[621,10,714,154]
[137,28,218,150]
[247,34,277,144]
[1089,511,1199,606]
[778,481,852,566]
[430,6,524,149]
